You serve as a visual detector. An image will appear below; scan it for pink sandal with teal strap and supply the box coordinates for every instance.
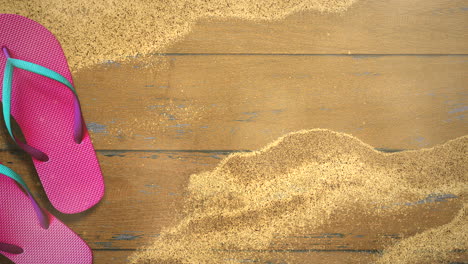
[0,164,92,263]
[0,14,104,214]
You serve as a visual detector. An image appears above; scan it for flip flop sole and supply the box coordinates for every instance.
[0,14,104,214]
[0,176,92,263]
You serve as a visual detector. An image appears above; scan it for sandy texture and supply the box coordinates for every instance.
[130,129,467,263]
[1,0,357,72]
[377,203,467,264]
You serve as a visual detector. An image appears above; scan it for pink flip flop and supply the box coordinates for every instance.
[0,14,104,214]
[0,164,92,263]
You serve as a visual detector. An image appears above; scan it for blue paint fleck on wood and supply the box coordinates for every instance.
[94,241,120,249]
[449,106,468,114]
[86,122,108,133]
[112,234,142,241]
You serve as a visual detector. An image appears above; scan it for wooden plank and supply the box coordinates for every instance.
[0,249,465,264]
[1,151,463,252]
[62,55,468,151]
[93,250,132,264]
[91,250,379,264]
[90,249,466,264]
[167,0,468,54]
[0,248,465,264]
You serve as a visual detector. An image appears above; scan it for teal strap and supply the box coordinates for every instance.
[0,164,31,193]
[2,58,78,141]
[0,164,49,229]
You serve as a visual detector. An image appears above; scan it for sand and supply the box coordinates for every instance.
[0,0,357,72]
[130,129,467,263]
[377,203,467,264]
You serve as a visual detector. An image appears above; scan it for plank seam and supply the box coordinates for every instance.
[148,53,468,56]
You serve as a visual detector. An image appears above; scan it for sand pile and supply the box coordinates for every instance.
[130,129,467,263]
[0,0,357,72]
[377,203,467,264]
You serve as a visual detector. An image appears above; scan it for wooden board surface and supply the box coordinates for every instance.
[45,55,468,151]
[0,250,464,264]
[91,250,466,264]
[1,0,467,263]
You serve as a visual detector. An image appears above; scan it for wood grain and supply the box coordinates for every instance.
[65,55,468,151]
[0,250,465,264]
[91,250,379,264]
[91,250,466,264]
[167,0,468,54]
